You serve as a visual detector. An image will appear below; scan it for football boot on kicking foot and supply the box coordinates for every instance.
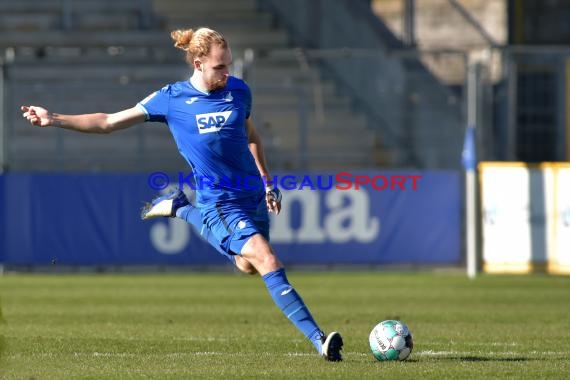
[141,189,189,220]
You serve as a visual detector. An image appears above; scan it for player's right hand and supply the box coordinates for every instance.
[21,105,52,127]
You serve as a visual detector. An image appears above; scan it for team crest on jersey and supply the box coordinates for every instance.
[195,111,233,134]
[223,91,233,102]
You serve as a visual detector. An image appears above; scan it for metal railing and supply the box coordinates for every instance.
[499,45,570,162]
[259,0,467,169]
[2,40,567,172]
[1,43,474,172]
[63,0,153,31]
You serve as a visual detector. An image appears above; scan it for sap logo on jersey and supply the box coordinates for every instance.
[195,111,233,134]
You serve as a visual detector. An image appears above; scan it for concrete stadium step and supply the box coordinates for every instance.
[11,46,186,64]
[0,13,60,32]
[253,94,351,108]
[248,73,339,95]
[0,30,288,50]
[8,134,59,156]
[0,31,171,48]
[11,84,162,111]
[271,149,376,171]
[251,82,339,101]
[137,132,180,150]
[66,0,150,12]
[11,46,289,65]
[9,64,187,82]
[9,152,184,172]
[248,64,322,80]
[72,13,142,31]
[0,12,142,32]
[257,119,369,138]
[252,82,348,103]
[152,0,258,14]
[11,134,178,161]
[256,118,369,139]
[0,0,152,28]
[3,0,391,171]
[14,76,350,111]
[0,0,63,12]
[216,29,289,48]
[256,107,368,127]
[10,130,180,154]
[267,127,377,150]
[0,0,150,13]
[165,12,276,30]
[151,0,288,46]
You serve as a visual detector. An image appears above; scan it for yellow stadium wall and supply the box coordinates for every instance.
[479,162,570,274]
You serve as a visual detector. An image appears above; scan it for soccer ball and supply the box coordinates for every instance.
[369,320,413,361]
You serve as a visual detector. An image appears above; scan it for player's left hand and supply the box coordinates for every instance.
[266,186,282,215]
[21,105,52,127]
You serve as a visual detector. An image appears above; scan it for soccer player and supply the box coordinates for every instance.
[21,27,343,361]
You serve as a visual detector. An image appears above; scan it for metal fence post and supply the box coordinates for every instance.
[403,0,416,47]
[465,61,482,279]
[506,51,518,161]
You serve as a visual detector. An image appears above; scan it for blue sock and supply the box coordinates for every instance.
[176,205,236,265]
[262,268,324,353]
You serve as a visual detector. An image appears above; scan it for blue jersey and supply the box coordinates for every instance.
[137,76,264,207]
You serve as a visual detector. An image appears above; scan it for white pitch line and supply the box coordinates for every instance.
[416,350,568,357]
[73,351,369,358]
[420,341,518,347]
[6,350,566,360]
[416,350,461,356]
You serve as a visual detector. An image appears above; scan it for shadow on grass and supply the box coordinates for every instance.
[412,354,533,363]
[459,356,531,362]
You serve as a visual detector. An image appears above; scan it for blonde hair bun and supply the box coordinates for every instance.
[170,27,227,63]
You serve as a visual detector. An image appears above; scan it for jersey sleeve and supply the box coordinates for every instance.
[136,85,170,123]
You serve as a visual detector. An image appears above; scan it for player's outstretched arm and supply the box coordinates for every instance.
[246,117,281,215]
[20,105,146,134]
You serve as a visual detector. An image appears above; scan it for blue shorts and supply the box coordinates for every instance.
[201,194,270,258]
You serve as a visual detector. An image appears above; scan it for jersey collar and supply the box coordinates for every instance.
[189,74,210,95]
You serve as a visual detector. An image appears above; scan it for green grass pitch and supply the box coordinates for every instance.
[1,272,569,379]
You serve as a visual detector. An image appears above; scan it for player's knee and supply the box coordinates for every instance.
[249,243,280,269]
[241,234,283,273]
[235,256,258,275]
[260,253,281,271]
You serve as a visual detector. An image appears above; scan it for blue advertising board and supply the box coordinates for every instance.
[1,171,460,266]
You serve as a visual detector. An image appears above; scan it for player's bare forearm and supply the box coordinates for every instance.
[51,113,114,133]
[246,118,281,214]
[246,118,272,182]
[21,106,145,134]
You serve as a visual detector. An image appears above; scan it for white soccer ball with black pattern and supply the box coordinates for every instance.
[369,320,413,361]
